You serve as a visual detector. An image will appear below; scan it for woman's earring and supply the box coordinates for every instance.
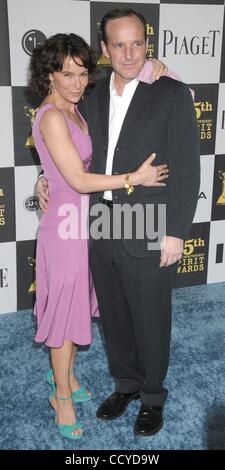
[48,81,55,94]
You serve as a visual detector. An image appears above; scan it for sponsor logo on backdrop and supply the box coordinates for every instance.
[96,22,110,66]
[24,106,38,148]
[0,189,5,226]
[177,238,205,275]
[0,205,5,226]
[27,256,36,293]
[174,223,210,285]
[24,196,39,212]
[222,110,225,130]
[146,23,155,59]
[17,240,37,310]
[217,170,225,205]
[162,30,220,58]
[12,88,40,166]
[211,155,225,221]
[191,84,218,155]
[194,101,213,141]
[0,170,16,242]
[0,268,8,288]
[22,30,46,56]
[198,192,207,200]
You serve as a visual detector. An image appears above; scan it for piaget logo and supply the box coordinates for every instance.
[194,101,213,141]
[162,30,220,57]
[177,238,205,274]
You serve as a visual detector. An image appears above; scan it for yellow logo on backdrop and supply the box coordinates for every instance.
[146,23,155,58]
[217,170,225,205]
[194,102,213,120]
[24,106,38,148]
[27,256,36,293]
[177,238,205,274]
[0,205,5,226]
[194,101,213,141]
[97,55,111,65]
[0,188,4,196]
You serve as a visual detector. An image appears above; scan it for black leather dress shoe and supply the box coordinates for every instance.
[96,391,140,420]
[134,404,163,436]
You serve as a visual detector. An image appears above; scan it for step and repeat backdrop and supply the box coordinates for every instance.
[0,0,225,314]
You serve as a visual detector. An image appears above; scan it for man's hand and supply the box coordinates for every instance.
[150,58,168,81]
[160,236,183,268]
[36,176,49,212]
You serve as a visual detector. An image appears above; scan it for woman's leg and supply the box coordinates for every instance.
[50,340,82,436]
[69,344,92,397]
[69,344,80,391]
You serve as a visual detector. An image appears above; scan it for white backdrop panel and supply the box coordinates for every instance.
[215,83,225,155]
[193,155,215,224]
[7,0,90,86]
[0,88,14,168]
[15,166,41,241]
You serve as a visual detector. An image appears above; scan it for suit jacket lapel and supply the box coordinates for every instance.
[98,78,110,150]
[117,82,148,145]
[96,81,150,172]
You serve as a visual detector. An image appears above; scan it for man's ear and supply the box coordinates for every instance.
[101,40,110,59]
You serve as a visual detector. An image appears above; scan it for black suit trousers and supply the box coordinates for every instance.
[89,232,176,407]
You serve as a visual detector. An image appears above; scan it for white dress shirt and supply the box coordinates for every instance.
[103,72,139,200]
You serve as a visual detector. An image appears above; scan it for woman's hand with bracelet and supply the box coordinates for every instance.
[135,153,169,187]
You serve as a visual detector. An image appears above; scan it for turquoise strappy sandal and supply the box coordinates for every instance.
[46,369,92,403]
[49,393,83,440]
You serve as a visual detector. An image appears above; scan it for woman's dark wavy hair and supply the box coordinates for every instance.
[28,33,97,98]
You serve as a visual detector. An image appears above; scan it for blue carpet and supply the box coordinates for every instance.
[0,283,225,450]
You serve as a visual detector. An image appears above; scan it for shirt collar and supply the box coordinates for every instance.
[109,72,139,98]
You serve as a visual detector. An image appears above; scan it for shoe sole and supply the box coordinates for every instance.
[133,419,163,437]
[96,393,140,421]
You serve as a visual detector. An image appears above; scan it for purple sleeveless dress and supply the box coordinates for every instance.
[33,104,98,348]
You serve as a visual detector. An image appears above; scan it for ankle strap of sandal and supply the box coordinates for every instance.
[55,394,72,401]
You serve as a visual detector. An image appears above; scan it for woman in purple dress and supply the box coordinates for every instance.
[28,33,168,440]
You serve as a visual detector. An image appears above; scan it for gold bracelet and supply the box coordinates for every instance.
[124,174,134,195]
